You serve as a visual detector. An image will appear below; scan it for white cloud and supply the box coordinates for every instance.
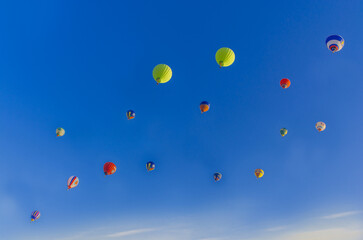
[55,232,91,240]
[264,226,287,232]
[106,228,156,238]
[197,238,223,240]
[279,228,363,240]
[23,208,363,240]
[321,211,361,219]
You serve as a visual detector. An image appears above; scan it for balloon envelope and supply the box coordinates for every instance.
[215,47,235,67]
[214,172,222,181]
[326,35,344,53]
[255,169,264,179]
[56,128,65,137]
[153,64,172,84]
[67,176,79,190]
[146,161,155,171]
[280,128,288,137]
[316,122,326,132]
[200,101,210,113]
[31,211,40,222]
[126,110,135,120]
[104,162,117,175]
[280,78,291,89]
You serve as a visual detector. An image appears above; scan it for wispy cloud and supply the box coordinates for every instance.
[321,211,361,219]
[265,226,287,232]
[197,238,223,240]
[23,208,363,240]
[248,227,363,240]
[279,228,363,240]
[55,231,92,240]
[106,228,156,238]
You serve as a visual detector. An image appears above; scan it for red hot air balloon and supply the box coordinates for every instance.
[280,78,291,89]
[104,162,117,176]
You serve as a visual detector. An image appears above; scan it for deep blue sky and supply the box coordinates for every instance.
[0,1,362,239]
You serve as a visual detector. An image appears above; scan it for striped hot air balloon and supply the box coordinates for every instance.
[126,110,135,120]
[326,35,344,53]
[31,211,40,222]
[67,176,79,190]
[213,172,222,182]
[255,169,264,179]
[146,161,155,172]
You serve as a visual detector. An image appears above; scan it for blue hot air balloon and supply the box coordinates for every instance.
[126,110,135,120]
[214,172,222,182]
[326,35,344,53]
[31,210,40,222]
[146,161,155,171]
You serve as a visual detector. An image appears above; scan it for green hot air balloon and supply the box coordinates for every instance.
[215,47,235,68]
[280,128,288,137]
[153,64,172,84]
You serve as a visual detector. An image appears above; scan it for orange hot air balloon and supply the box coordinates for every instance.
[104,162,117,176]
[200,101,210,113]
[280,78,291,89]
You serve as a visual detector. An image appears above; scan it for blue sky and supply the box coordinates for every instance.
[0,0,362,239]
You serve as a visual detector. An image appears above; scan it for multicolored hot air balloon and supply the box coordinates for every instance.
[200,101,210,113]
[280,78,291,89]
[67,176,79,190]
[326,35,344,53]
[280,128,288,137]
[214,172,222,182]
[56,127,65,137]
[316,122,326,132]
[255,169,264,179]
[31,211,40,222]
[146,161,155,172]
[153,64,172,84]
[215,47,235,68]
[104,162,117,176]
[126,110,135,120]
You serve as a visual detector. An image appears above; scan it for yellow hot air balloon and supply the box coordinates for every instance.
[280,128,288,137]
[215,47,235,68]
[152,64,172,84]
[255,169,264,179]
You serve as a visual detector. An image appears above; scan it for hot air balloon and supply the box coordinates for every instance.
[153,64,172,84]
[67,176,79,190]
[326,35,344,53]
[146,161,155,171]
[200,101,210,113]
[104,162,117,176]
[126,110,135,120]
[31,211,40,222]
[214,172,222,182]
[280,78,291,89]
[215,47,235,68]
[316,122,326,132]
[255,169,264,179]
[280,128,288,137]
[56,128,65,137]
